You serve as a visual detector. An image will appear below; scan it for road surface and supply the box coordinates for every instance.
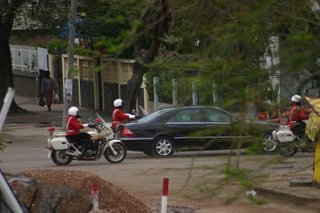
[0,123,319,213]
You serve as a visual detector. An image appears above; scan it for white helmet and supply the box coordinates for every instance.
[68,106,79,116]
[291,95,302,103]
[113,99,123,107]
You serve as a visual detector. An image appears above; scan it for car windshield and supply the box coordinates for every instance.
[138,108,173,123]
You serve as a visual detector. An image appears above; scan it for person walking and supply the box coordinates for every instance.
[41,72,56,111]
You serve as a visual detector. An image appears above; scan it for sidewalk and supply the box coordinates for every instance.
[254,156,320,204]
[6,95,112,126]
[4,96,320,205]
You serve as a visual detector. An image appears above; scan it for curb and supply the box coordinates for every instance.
[254,186,320,204]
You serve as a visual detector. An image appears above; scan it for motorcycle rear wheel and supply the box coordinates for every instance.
[280,143,297,156]
[104,143,127,163]
[51,150,73,166]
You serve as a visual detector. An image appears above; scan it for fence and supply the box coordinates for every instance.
[61,55,148,112]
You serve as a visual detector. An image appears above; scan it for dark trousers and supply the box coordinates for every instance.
[66,133,91,153]
[291,121,306,137]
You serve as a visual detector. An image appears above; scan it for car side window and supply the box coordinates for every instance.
[169,109,194,122]
[168,108,232,123]
[205,109,232,122]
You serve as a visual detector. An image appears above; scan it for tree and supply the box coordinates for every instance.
[77,0,170,111]
[145,0,320,109]
[0,0,69,111]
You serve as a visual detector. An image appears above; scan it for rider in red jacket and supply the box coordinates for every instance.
[289,95,310,122]
[288,95,312,136]
[112,99,135,132]
[66,106,91,155]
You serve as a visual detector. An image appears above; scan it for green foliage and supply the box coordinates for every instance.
[142,0,320,112]
[247,194,267,205]
[47,39,68,55]
[223,167,253,189]
[75,0,149,57]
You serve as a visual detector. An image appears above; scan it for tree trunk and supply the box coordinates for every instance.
[0,12,21,112]
[123,0,169,113]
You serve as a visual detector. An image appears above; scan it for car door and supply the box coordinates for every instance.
[166,108,215,150]
[200,108,236,150]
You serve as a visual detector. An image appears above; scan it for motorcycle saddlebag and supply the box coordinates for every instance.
[50,137,69,150]
[275,129,294,143]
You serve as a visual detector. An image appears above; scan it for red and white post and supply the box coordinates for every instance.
[91,182,99,210]
[161,178,169,213]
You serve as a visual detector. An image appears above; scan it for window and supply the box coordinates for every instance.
[169,109,210,122]
[169,109,196,122]
[204,109,232,122]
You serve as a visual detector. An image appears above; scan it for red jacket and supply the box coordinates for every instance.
[66,115,84,136]
[289,104,309,122]
[112,108,129,129]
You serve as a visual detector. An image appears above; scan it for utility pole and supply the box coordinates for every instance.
[62,0,77,129]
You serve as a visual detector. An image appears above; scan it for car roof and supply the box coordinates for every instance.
[134,105,232,124]
[156,105,230,114]
[158,105,223,110]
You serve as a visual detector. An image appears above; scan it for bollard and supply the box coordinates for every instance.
[91,182,99,210]
[161,178,169,213]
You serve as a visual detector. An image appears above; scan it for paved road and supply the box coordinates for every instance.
[1,122,319,213]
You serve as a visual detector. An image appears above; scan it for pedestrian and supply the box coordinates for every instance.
[111,98,135,132]
[40,72,57,111]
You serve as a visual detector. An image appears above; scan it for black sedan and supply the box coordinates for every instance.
[118,106,278,157]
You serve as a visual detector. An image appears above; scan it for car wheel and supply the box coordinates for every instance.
[152,136,175,157]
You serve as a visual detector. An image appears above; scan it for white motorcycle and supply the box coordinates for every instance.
[263,122,315,156]
[46,113,127,166]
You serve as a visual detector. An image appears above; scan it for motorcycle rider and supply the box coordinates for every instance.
[65,106,92,156]
[112,99,135,132]
[288,95,312,136]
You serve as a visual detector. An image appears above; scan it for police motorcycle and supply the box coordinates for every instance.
[47,113,127,165]
[263,120,315,156]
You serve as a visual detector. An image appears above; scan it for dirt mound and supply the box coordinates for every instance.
[10,169,151,213]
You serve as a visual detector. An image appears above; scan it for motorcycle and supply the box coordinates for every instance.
[263,121,315,156]
[46,113,127,166]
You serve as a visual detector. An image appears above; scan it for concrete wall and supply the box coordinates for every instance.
[13,71,38,98]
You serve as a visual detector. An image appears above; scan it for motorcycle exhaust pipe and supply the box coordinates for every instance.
[65,150,80,157]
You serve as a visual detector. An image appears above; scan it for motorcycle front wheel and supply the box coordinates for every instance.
[104,143,127,163]
[262,135,277,152]
[51,150,73,166]
[280,143,297,156]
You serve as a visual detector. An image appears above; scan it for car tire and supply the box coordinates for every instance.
[152,136,175,157]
